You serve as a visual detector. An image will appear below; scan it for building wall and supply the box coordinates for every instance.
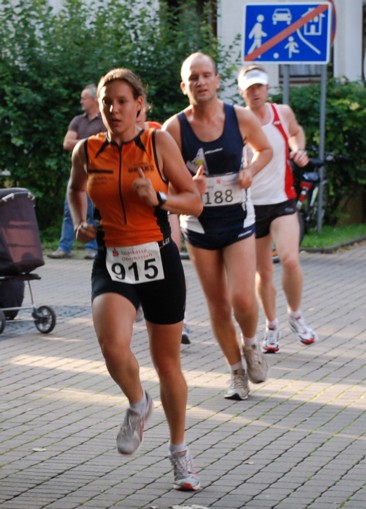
[333,0,364,81]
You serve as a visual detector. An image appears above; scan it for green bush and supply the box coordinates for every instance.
[0,0,238,231]
[3,1,363,230]
[271,79,366,225]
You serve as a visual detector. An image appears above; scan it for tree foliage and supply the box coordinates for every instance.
[0,0,238,230]
[270,79,366,225]
[1,0,364,230]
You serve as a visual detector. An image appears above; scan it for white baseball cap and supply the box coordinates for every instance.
[238,68,268,91]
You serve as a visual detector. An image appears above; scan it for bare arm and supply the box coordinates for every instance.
[67,140,96,242]
[279,104,309,167]
[162,115,182,150]
[162,114,206,195]
[63,130,79,152]
[132,129,203,217]
[235,106,273,189]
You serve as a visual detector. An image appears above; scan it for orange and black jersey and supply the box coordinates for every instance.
[85,129,170,247]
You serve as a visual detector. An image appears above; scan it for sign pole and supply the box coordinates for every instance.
[317,65,327,233]
[242,2,334,234]
[282,65,290,105]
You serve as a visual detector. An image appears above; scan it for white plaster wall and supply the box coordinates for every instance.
[333,0,364,81]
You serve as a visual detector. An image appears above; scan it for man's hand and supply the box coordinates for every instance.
[193,165,206,195]
[290,149,309,168]
[238,168,253,189]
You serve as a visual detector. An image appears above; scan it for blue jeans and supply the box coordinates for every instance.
[58,194,97,253]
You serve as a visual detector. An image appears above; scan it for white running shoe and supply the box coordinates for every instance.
[289,314,317,345]
[170,448,201,491]
[135,305,144,322]
[116,392,153,455]
[262,328,280,354]
[243,343,269,383]
[224,368,250,400]
[181,322,191,345]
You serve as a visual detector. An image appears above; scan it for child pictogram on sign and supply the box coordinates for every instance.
[285,36,300,58]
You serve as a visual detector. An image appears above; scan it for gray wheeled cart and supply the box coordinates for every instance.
[0,188,56,335]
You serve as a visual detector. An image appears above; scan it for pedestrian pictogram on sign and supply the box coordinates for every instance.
[243,2,333,64]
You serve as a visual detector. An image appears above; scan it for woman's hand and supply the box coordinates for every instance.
[132,168,160,206]
[74,222,97,242]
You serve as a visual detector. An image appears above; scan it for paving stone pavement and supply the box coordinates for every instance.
[1,243,366,509]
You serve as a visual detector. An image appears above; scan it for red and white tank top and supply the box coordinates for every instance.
[250,103,296,205]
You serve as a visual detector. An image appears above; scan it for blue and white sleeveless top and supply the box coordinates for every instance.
[178,103,255,235]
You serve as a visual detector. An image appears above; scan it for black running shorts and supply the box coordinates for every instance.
[91,238,186,324]
[182,223,255,250]
[254,199,297,239]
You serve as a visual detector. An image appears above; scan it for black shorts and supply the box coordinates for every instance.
[91,238,185,325]
[254,199,297,239]
[182,223,255,250]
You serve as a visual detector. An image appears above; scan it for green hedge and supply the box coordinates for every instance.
[270,79,366,225]
[0,0,238,231]
[1,0,364,230]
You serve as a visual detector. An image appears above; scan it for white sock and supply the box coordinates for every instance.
[243,335,257,347]
[130,391,147,414]
[169,442,186,454]
[230,361,244,373]
[289,310,301,319]
[266,319,279,330]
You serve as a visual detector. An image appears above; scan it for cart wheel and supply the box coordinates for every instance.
[0,310,6,334]
[33,306,56,334]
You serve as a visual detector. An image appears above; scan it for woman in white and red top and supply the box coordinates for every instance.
[238,64,317,353]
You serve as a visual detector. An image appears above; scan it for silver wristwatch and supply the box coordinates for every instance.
[156,191,168,207]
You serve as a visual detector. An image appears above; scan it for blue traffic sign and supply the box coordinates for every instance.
[243,2,332,64]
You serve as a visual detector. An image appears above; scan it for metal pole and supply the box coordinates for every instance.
[317,65,327,232]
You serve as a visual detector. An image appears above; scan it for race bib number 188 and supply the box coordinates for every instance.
[203,173,244,207]
[106,242,164,284]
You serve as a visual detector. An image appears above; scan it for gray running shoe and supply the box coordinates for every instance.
[243,343,269,383]
[224,368,250,400]
[116,392,153,455]
[170,448,201,491]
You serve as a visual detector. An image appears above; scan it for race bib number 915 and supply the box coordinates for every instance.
[106,242,164,284]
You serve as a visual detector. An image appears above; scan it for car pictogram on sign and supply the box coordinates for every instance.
[272,8,292,25]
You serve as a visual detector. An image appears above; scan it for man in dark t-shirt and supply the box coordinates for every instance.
[48,84,106,259]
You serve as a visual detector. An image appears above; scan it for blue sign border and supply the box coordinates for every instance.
[243,2,332,64]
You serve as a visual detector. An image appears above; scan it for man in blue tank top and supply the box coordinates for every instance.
[163,52,273,400]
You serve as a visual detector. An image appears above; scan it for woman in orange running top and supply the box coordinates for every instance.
[67,68,203,491]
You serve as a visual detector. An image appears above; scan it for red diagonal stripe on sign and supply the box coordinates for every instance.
[245,3,329,61]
